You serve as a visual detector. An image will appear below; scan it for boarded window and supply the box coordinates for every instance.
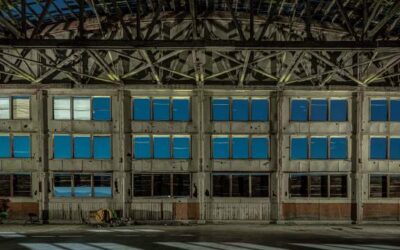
[290,99,308,121]
[0,97,10,119]
[231,174,249,197]
[93,136,111,159]
[370,99,388,121]
[370,175,388,198]
[12,96,30,119]
[370,137,387,159]
[289,175,308,197]
[153,98,170,121]
[92,97,111,121]
[232,98,248,121]
[232,136,249,159]
[290,137,308,160]
[212,98,229,121]
[133,174,152,196]
[310,99,328,121]
[132,97,151,121]
[390,138,400,160]
[94,174,112,197]
[251,137,269,159]
[173,174,190,197]
[251,98,269,121]
[172,98,190,121]
[330,99,348,122]
[53,97,71,120]
[153,136,170,159]
[330,175,347,197]
[310,137,328,159]
[54,134,72,159]
[390,99,400,122]
[73,135,91,159]
[173,136,190,159]
[212,174,230,197]
[13,135,31,158]
[73,97,90,120]
[251,174,269,197]
[212,136,229,159]
[133,136,151,159]
[0,134,11,158]
[330,137,348,159]
[153,174,171,196]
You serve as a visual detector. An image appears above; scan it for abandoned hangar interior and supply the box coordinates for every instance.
[0,0,400,224]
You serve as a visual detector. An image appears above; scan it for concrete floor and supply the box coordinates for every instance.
[0,224,399,250]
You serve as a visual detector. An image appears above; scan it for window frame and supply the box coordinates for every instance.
[0,96,31,120]
[0,133,32,159]
[369,174,400,198]
[0,173,32,197]
[290,136,349,160]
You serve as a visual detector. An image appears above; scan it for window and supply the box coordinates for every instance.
[53,173,112,198]
[212,98,229,121]
[0,97,10,119]
[370,99,388,121]
[232,98,249,121]
[0,134,31,159]
[370,137,387,160]
[390,137,400,160]
[172,98,190,121]
[310,137,328,159]
[291,137,308,160]
[212,173,269,197]
[173,136,190,159]
[133,135,151,159]
[153,136,170,159]
[53,97,71,120]
[92,97,111,121]
[93,136,112,159]
[369,175,400,198]
[289,174,347,198]
[291,136,348,160]
[290,99,308,121]
[133,173,191,197]
[132,97,151,121]
[232,136,249,159]
[212,136,230,159]
[310,99,328,121]
[54,134,111,160]
[330,99,348,122]
[251,98,269,121]
[153,98,170,121]
[291,98,348,122]
[12,96,30,119]
[251,137,269,159]
[54,134,72,159]
[0,174,31,197]
[390,99,400,122]
[54,96,112,121]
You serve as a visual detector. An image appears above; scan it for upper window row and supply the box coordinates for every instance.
[212,97,269,121]
[290,98,348,122]
[54,96,111,121]
[291,136,348,160]
[370,99,400,122]
[0,96,30,120]
[212,135,269,160]
[132,97,190,121]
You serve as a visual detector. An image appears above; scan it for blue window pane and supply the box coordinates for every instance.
[74,187,92,197]
[134,136,151,159]
[251,137,269,159]
[291,137,308,160]
[54,135,71,159]
[13,135,31,158]
[212,98,229,121]
[370,137,387,160]
[153,98,170,121]
[232,137,249,159]
[251,99,269,121]
[232,99,249,121]
[0,135,11,158]
[173,136,190,159]
[74,135,91,159]
[330,137,348,159]
[133,98,151,121]
[94,187,112,197]
[371,99,388,121]
[390,138,400,160]
[330,99,348,122]
[173,98,190,121]
[92,97,111,121]
[310,99,328,121]
[54,187,72,197]
[390,100,400,122]
[291,99,309,121]
[212,137,230,159]
[94,174,112,197]
[153,136,170,159]
[310,137,328,159]
[93,136,111,159]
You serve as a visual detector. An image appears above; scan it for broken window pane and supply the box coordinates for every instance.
[173,174,190,197]
[13,174,31,197]
[0,175,11,197]
[134,174,152,196]
[12,96,30,119]
[53,97,71,120]
[0,97,10,119]
[330,175,347,197]
[212,174,230,197]
[73,97,90,120]
[289,174,308,197]
[153,174,171,196]
[251,175,269,197]
[231,174,249,197]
